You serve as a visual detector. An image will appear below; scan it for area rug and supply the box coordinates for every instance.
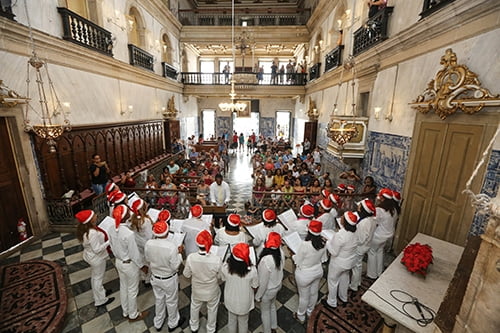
[307,277,383,333]
[0,260,67,333]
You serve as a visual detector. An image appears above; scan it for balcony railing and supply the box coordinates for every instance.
[57,7,113,56]
[128,44,154,71]
[179,8,310,26]
[420,0,455,19]
[324,45,344,73]
[181,72,307,86]
[353,7,393,56]
[309,63,321,81]
[162,62,179,80]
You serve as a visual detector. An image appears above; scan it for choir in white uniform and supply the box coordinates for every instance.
[75,186,402,331]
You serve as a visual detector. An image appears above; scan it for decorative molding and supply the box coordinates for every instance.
[409,48,500,119]
[0,80,28,107]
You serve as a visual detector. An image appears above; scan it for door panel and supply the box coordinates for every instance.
[0,118,30,251]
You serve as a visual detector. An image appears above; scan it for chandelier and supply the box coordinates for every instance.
[218,0,247,114]
[23,0,70,153]
[327,56,358,150]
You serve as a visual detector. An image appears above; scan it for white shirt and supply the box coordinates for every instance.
[251,223,286,255]
[132,217,154,254]
[182,217,211,256]
[292,240,327,270]
[144,238,182,277]
[295,217,311,240]
[82,228,109,264]
[355,216,377,253]
[255,250,284,301]
[109,223,144,268]
[209,181,231,206]
[215,228,247,246]
[220,264,259,315]
[183,252,222,301]
[327,227,357,269]
[373,207,396,240]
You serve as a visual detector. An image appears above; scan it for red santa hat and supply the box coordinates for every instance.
[308,220,323,236]
[347,184,356,192]
[378,188,394,200]
[75,210,95,224]
[329,193,341,205]
[196,229,213,253]
[344,211,359,226]
[264,232,281,249]
[319,198,333,211]
[152,220,169,237]
[157,209,171,223]
[300,204,315,218]
[262,209,277,223]
[321,189,330,198]
[392,191,402,204]
[359,199,376,216]
[337,184,347,192]
[107,189,119,202]
[232,242,250,265]
[112,204,129,229]
[227,213,241,227]
[105,182,117,194]
[131,199,145,216]
[191,204,203,218]
[110,191,127,205]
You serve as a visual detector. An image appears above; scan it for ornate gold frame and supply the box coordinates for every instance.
[409,48,500,119]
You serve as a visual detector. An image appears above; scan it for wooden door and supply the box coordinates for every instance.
[304,121,318,149]
[398,119,491,249]
[0,118,30,251]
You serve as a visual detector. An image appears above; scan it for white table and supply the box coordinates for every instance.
[361,233,463,332]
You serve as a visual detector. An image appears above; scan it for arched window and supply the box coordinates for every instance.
[161,33,172,64]
[127,7,145,47]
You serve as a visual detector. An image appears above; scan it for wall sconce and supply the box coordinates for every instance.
[385,110,393,122]
[374,107,381,120]
[336,19,343,31]
[62,102,71,115]
[121,104,133,116]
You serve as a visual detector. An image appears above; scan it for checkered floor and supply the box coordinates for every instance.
[3,151,392,333]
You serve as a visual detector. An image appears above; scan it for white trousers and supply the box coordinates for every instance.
[326,264,350,308]
[151,274,180,330]
[190,292,220,333]
[367,235,388,279]
[87,256,108,306]
[227,311,249,333]
[349,246,370,291]
[260,285,281,333]
[295,265,322,321]
[115,259,140,319]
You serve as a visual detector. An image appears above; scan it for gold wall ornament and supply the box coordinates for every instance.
[163,96,178,118]
[307,97,319,121]
[410,48,500,120]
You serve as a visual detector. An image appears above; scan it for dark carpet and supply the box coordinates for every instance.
[0,260,67,333]
[307,278,383,333]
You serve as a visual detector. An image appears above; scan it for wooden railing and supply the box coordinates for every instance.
[420,0,455,18]
[181,72,307,86]
[309,63,321,81]
[57,7,113,56]
[324,45,344,73]
[178,8,310,26]
[162,62,179,80]
[128,44,154,71]
[353,7,393,56]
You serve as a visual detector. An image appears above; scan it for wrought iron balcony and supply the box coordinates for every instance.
[309,63,321,81]
[420,0,455,19]
[57,7,113,56]
[324,45,344,73]
[181,72,307,86]
[162,62,179,80]
[128,44,154,71]
[353,7,393,56]
[178,8,310,26]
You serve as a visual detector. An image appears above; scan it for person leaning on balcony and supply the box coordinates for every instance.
[367,0,387,18]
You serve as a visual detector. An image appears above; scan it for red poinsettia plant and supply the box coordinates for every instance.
[401,242,433,276]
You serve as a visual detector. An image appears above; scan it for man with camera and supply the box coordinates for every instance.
[90,154,110,195]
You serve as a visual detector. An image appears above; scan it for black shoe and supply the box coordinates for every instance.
[168,317,185,332]
[105,289,112,297]
[97,297,114,308]
[321,298,336,310]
